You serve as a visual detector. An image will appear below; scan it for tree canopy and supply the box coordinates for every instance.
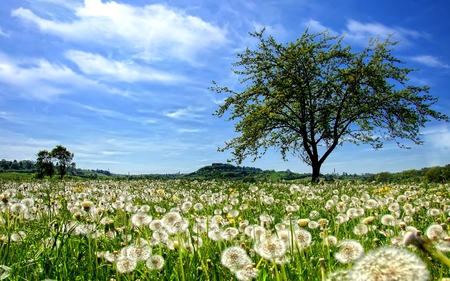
[51,145,74,180]
[35,150,54,179]
[211,29,449,182]
[35,145,74,179]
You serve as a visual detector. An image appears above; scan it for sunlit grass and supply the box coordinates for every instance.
[0,179,449,280]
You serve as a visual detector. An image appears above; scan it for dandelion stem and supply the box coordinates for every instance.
[256,257,264,269]
[178,235,186,281]
[424,244,450,268]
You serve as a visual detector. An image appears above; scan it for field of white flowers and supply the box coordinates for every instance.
[0,179,449,280]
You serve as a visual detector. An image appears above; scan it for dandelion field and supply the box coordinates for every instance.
[1,179,449,280]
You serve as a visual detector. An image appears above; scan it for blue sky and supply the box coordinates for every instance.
[0,0,449,175]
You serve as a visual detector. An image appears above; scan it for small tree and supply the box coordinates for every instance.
[50,145,74,179]
[36,150,54,179]
[212,29,449,182]
[375,172,392,183]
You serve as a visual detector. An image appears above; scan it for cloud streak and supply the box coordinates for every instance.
[410,55,449,68]
[12,0,228,63]
[65,50,185,83]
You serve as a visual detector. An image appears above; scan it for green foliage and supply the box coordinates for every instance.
[212,28,449,182]
[186,163,310,181]
[375,171,392,183]
[50,145,74,180]
[35,150,54,179]
[425,166,450,183]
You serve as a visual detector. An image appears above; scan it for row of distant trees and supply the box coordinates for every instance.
[36,145,74,179]
[365,165,450,183]
[0,159,34,171]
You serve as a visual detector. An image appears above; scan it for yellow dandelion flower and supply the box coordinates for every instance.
[297,219,310,227]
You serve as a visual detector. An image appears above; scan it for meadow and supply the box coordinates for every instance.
[0,179,449,280]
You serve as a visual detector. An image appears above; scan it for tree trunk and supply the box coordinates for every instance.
[311,162,322,183]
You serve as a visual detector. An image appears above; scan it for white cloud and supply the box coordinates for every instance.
[12,1,228,63]
[410,55,449,68]
[65,50,185,83]
[423,125,450,150]
[0,132,59,160]
[303,20,338,35]
[344,20,421,46]
[165,106,205,120]
[0,52,121,100]
[179,128,201,133]
[300,19,422,48]
[0,26,9,37]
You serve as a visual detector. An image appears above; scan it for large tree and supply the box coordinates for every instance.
[36,150,54,179]
[211,29,449,182]
[50,145,74,179]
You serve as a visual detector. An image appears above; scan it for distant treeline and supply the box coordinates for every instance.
[1,159,450,183]
[0,159,35,173]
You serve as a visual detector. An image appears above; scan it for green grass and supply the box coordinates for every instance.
[0,172,34,180]
[0,179,449,280]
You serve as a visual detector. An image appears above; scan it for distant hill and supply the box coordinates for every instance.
[182,163,310,182]
[1,158,450,183]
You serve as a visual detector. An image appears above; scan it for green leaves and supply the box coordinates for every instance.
[212,28,449,180]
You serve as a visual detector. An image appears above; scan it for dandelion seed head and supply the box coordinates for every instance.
[221,246,252,273]
[161,211,182,226]
[309,210,320,219]
[294,229,312,249]
[139,204,151,212]
[10,231,26,242]
[427,208,441,216]
[116,257,137,273]
[10,203,27,214]
[308,220,319,229]
[146,254,165,270]
[125,245,151,262]
[208,228,223,242]
[346,247,429,281]
[21,198,34,208]
[325,235,338,246]
[381,214,397,226]
[335,240,364,264]
[131,212,152,228]
[255,237,287,260]
[193,203,203,211]
[364,199,379,209]
[426,224,446,240]
[105,251,120,262]
[149,219,163,231]
[353,224,368,236]
[100,217,114,226]
[235,264,259,281]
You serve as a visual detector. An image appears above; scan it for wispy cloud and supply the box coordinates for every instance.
[178,128,202,133]
[0,26,9,37]
[423,125,450,150]
[410,55,449,68]
[65,50,185,83]
[344,20,422,46]
[0,52,120,100]
[165,106,205,121]
[12,1,228,63]
[303,20,338,35]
